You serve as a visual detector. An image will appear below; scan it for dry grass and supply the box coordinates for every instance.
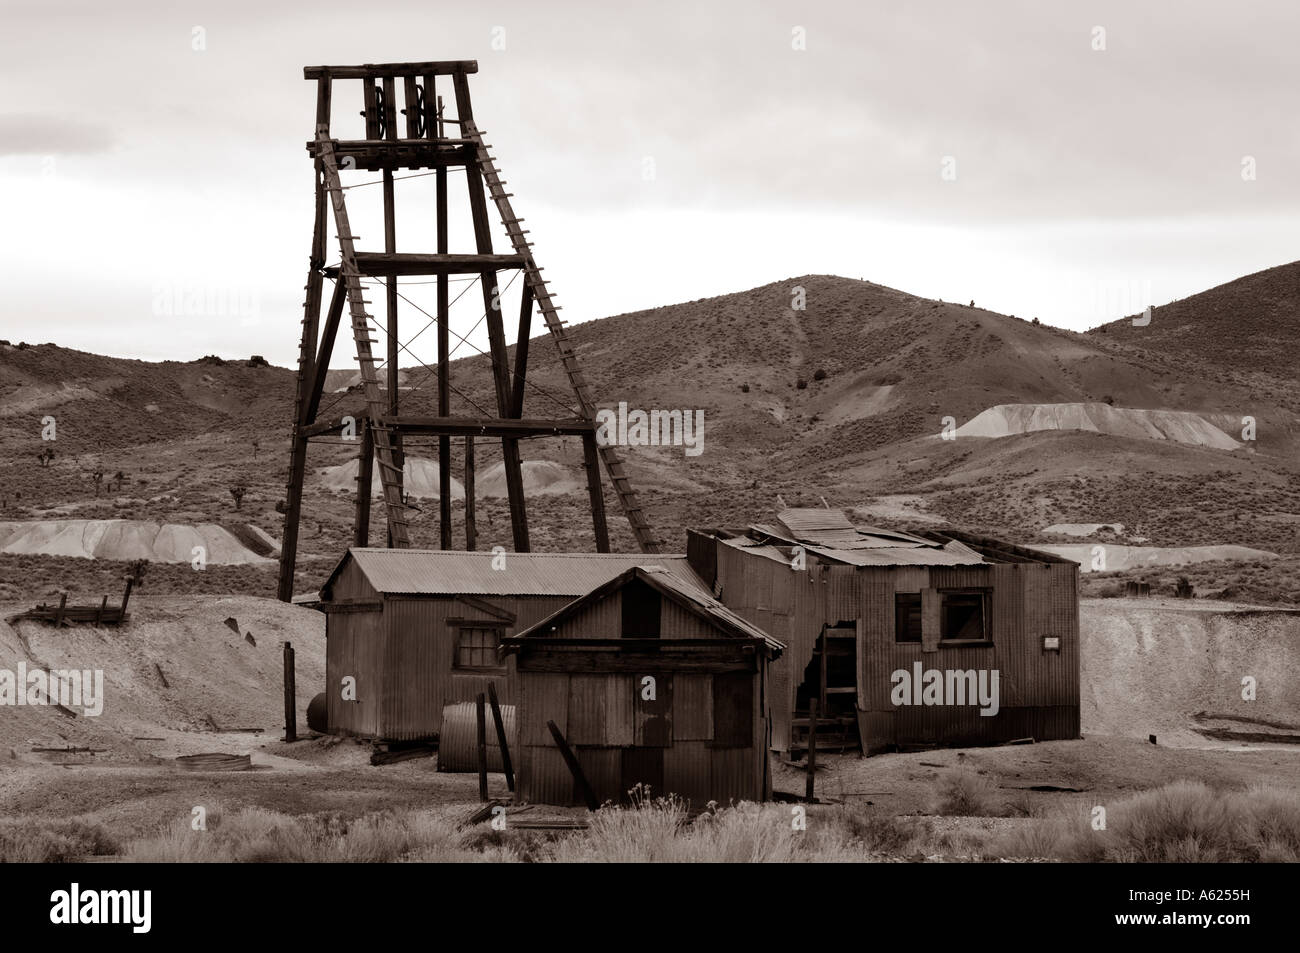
[930,767,1003,817]
[0,818,118,863]
[992,780,1300,862]
[125,805,514,863]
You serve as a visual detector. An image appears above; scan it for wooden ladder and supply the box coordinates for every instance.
[462,121,660,553]
[315,128,410,548]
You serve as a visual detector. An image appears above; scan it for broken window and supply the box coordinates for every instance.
[940,590,990,643]
[455,626,504,670]
[894,593,922,643]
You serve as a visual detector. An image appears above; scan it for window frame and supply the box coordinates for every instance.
[453,624,507,672]
[937,588,993,646]
[894,592,923,643]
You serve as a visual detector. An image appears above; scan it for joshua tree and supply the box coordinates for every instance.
[92,469,104,495]
[251,436,260,459]
[112,470,125,491]
[37,446,54,467]
[229,483,247,511]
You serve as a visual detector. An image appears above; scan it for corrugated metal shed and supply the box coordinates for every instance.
[321,549,708,597]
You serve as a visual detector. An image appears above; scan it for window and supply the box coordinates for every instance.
[621,578,662,639]
[940,590,989,643]
[894,593,922,643]
[456,626,503,670]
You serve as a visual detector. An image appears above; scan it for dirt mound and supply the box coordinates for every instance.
[317,457,465,500]
[1080,598,1300,746]
[0,595,324,760]
[0,520,272,565]
[1040,543,1278,573]
[475,460,582,498]
[946,403,1241,449]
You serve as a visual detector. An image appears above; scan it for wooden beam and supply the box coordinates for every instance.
[547,720,599,811]
[304,61,479,80]
[464,436,476,551]
[806,697,818,803]
[437,139,451,549]
[302,280,346,425]
[355,421,373,546]
[509,284,533,418]
[583,433,610,552]
[304,139,476,172]
[379,416,594,437]
[321,253,530,278]
[283,642,297,743]
[487,682,515,794]
[476,693,489,802]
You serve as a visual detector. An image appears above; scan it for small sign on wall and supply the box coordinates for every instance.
[1043,636,1061,652]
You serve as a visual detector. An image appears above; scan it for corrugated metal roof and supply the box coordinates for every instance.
[325,549,709,597]
[743,523,987,567]
[510,565,785,654]
[775,507,854,537]
[639,566,785,652]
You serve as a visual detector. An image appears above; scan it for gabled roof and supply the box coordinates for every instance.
[506,566,784,656]
[320,548,710,598]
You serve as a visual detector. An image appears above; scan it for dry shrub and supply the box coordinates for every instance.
[0,818,118,863]
[931,768,1002,817]
[833,805,932,855]
[542,787,863,863]
[125,806,516,863]
[992,781,1300,862]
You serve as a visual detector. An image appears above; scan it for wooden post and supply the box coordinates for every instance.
[94,595,107,626]
[355,420,373,546]
[53,592,67,627]
[283,642,298,742]
[805,697,818,803]
[464,436,477,550]
[547,720,599,811]
[476,692,489,801]
[487,682,514,792]
[582,433,610,552]
[120,574,136,616]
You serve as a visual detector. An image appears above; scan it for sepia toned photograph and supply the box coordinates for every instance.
[0,0,1293,933]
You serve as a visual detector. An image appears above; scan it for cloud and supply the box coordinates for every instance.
[0,115,113,155]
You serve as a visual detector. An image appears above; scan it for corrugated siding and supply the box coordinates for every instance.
[634,672,672,745]
[673,674,712,740]
[858,562,1081,745]
[663,741,712,809]
[329,558,379,601]
[325,608,384,737]
[367,594,570,741]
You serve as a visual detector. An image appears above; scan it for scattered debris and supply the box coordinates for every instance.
[176,753,253,772]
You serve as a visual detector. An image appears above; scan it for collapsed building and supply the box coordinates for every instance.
[686,508,1081,753]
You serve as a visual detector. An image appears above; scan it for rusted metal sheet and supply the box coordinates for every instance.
[574,747,621,804]
[634,672,673,746]
[520,672,569,745]
[519,743,574,805]
[673,674,713,740]
[709,746,759,804]
[567,674,609,745]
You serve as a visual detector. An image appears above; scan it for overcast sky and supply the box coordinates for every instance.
[2,0,1298,366]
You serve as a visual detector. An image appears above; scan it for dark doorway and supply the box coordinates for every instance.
[793,622,859,754]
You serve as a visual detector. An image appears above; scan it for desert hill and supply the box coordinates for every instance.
[1089,260,1300,408]
[2,267,1298,602]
